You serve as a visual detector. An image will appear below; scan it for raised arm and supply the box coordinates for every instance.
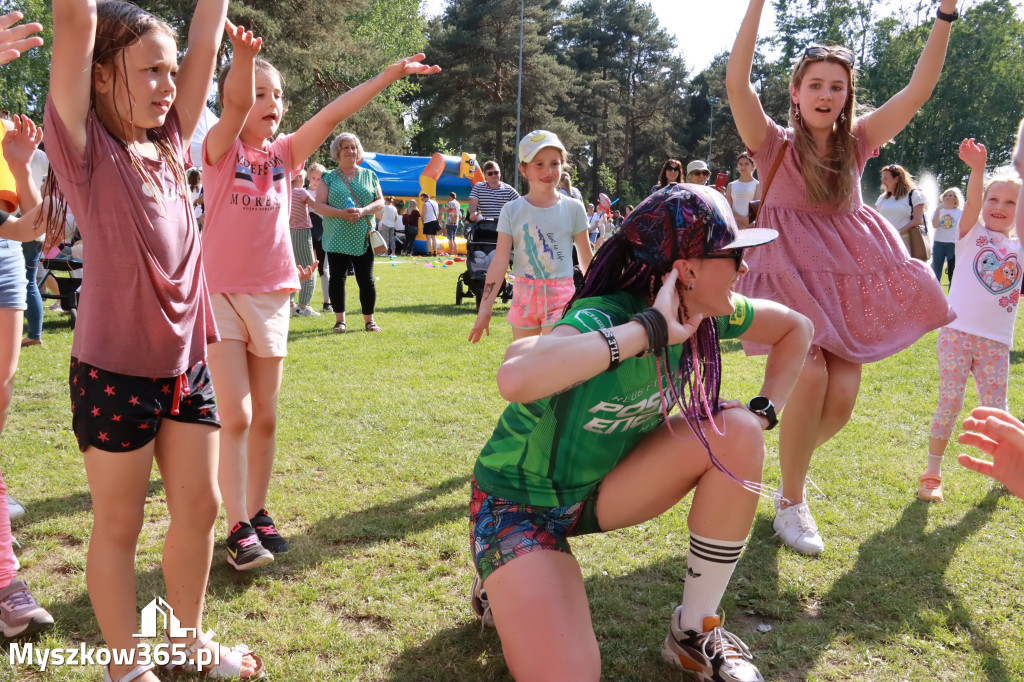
[860,0,958,150]
[203,22,261,167]
[725,0,771,154]
[50,0,97,156]
[173,0,229,144]
[957,138,985,238]
[290,55,440,164]
[3,115,43,214]
[1015,118,1024,237]
[0,10,42,65]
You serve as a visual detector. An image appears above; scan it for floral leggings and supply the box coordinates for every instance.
[930,327,1009,440]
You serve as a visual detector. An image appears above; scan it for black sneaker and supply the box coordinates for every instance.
[226,522,274,571]
[250,509,289,554]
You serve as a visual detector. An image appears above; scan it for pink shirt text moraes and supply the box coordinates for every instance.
[43,96,218,377]
[201,134,303,293]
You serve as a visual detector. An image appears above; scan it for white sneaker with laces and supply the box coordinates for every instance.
[7,495,24,521]
[773,502,824,555]
[294,307,321,317]
[662,608,763,681]
[470,574,495,629]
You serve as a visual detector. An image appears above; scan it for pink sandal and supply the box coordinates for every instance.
[917,473,944,502]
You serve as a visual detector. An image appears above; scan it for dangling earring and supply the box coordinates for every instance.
[795,108,801,121]
[839,110,847,124]
[684,283,694,291]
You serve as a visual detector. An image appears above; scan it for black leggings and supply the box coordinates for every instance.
[326,248,375,315]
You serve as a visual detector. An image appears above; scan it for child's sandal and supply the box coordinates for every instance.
[917,473,944,502]
[164,630,265,679]
[103,664,155,682]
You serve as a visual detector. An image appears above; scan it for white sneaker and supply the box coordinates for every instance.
[7,495,24,521]
[294,307,321,317]
[773,502,824,555]
[470,575,495,629]
[662,608,764,681]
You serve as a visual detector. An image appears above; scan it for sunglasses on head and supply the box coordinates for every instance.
[703,248,745,269]
[803,44,854,66]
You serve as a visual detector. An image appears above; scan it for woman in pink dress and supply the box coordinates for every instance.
[726,0,960,555]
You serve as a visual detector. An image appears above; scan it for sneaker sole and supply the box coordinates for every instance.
[661,635,713,679]
[227,553,274,571]
[2,616,54,639]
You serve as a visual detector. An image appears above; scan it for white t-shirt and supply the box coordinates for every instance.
[933,207,962,244]
[729,179,759,216]
[875,189,925,232]
[497,195,589,279]
[946,222,1024,346]
[380,204,400,229]
[422,198,440,223]
[587,212,602,235]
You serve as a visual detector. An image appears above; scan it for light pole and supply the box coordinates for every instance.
[513,0,524,192]
[707,96,718,166]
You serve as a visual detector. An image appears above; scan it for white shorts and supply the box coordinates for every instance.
[210,290,291,358]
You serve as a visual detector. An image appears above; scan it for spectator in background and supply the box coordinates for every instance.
[308,163,331,311]
[651,158,683,193]
[685,160,711,184]
[469,160,519,223]
[444,192,460,255]
[380,196,401,256]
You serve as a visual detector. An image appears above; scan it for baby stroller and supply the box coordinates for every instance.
[456,219,512,311]
[39,245,83,329]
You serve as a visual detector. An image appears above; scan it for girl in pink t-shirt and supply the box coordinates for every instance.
[200,26,439,573]
[46,2,264,680]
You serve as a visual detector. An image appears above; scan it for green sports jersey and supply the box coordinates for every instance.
[473,290,755,507]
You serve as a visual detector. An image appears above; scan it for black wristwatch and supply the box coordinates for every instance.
[936,7,959,22]
[748,396,778,430]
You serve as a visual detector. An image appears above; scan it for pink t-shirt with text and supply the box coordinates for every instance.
[201,134,303,293]
[43,96,217,377]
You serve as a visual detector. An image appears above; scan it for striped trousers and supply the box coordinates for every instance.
[289,228,317,307]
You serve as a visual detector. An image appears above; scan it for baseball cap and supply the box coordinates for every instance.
[622,184,777,265]
[686,160,710,174]
[519,130,567,163]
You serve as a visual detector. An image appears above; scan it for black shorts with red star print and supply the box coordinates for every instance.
[69,357,220,453]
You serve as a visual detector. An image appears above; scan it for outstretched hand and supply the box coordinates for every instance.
[1,114,41,169]
[224,19,262,59]
[958,138,987,171]
[652,269,704,346]
[383,54,442,83]
[0,11,43,66]
[468,315,491,344]
[957,406,1024,499]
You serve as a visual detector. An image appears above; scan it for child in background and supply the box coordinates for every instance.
[725,152,761,229]
[931,187,964,284]
[469,130,594,343]
[200,23,438,570]
[918,137,1022,502]
[307,163,331,310]
[445,191,460,255]
[46,1,265,679]
[289,169,320,317]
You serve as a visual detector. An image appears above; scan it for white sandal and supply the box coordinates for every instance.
[103,663,155,682]
[163,630,265,679]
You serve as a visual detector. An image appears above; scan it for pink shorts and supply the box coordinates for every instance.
[210,291,291,358]
[507,276,575,330]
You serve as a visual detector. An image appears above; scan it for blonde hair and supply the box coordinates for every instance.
[330,133,364,164]
[941,187,965,208]
[789,49,858,209]
[983,173,1022,200]
[881,164,917,200]
[308,163,326,176]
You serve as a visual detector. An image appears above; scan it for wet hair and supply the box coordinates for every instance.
[657,158,683,188]
[789,47,858,208]
[940,187,964,208]
[880,164,916,200]
[46,1,188,250]
[217,58,285,112]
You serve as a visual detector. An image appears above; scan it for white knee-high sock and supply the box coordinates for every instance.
[677,533,746,633]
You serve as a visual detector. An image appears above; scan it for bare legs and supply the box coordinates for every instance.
[777,347,862,506]
[483,408,765,680]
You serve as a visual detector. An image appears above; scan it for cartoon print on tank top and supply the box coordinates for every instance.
[974,234,1022,311]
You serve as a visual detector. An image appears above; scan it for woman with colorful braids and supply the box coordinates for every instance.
[468,183,813,682]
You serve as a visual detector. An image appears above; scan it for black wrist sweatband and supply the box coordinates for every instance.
[631,307,669,357]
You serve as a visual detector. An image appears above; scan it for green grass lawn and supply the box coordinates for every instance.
[3,258,1023,681]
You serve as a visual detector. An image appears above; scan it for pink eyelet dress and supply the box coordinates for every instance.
[736,119,955,363]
